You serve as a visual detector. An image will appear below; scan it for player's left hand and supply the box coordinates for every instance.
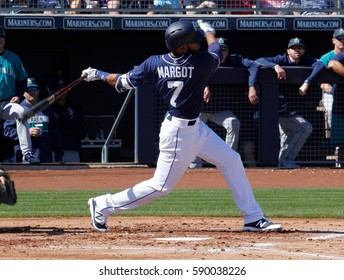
[197,20,215,35]
[82,67,101,82]
[9,96,20,103]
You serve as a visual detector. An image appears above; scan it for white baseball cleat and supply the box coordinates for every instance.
[88,198,108,232]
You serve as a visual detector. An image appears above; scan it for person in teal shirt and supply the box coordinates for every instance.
[0,26,40,164]
[319,28,344,137]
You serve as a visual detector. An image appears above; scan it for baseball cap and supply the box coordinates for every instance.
[288,37,305,49]
[27,77,39,89]
[333,28,344,39]
[217,37,228,50]
[0,26,6,37]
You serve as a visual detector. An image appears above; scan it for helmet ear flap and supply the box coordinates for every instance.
[165,40,172,51]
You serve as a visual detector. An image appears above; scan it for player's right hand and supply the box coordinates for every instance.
[197,20,215,35]
[82,67,101,82]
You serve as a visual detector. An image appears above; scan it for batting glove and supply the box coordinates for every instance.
[82,67,101,82]
[197,20,215,35]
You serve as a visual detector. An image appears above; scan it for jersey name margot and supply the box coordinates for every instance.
[157,66,195,78]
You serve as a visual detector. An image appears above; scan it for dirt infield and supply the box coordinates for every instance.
[1,166,344,260]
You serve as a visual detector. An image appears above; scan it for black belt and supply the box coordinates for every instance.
[166,114,197,126]
[187,120,196,126]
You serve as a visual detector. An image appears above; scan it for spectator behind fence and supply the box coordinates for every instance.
[148,0,183,13]
[255,37,325,169]
[106,0,120,14]
[189,37,260,168]
[221,0,256,14]
[279,0,336,15]
[64,0,82,13]
[7,0,30,13]
[50,80,85,163]
[258,0,283,14]
[319,28,344,139]
[124,0,154,14]
[37,0,62,14]
[0,26,40,165]
[183,0,218,14]
[3,78,64,163]
[327,52,344,166]
[221,0,282,14]
[83,0,106,12]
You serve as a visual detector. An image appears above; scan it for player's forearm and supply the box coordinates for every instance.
[205,33,217,46]
[305,61,325,84]
[95,70,120,87]
[104,73,120,87]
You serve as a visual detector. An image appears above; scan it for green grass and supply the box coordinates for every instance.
[0,188,343,218]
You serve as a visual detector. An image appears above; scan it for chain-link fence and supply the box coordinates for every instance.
[149,67,343,168]
[1,0,344,15]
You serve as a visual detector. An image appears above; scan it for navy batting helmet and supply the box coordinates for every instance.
[165,21,204,51]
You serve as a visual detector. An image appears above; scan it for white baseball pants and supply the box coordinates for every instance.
[95,116,264,224]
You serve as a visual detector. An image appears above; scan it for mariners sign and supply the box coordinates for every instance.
[1,15,342,31]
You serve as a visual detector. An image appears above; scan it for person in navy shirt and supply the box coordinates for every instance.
[50,80,85,163]
[254,37,325,169]
[82,20,282,233]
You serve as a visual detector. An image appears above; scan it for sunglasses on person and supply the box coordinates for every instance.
[27,87,39,92]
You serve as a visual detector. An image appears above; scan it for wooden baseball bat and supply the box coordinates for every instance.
[21,74,86,122]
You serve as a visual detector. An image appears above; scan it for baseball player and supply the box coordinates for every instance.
[0,26,40,164]
[319,28,344,132]
[82,20,282,233]
[254,37,325,169]
[327,51,344,165]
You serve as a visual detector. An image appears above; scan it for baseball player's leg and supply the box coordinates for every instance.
[2,103,39,164]
[322,92,333,129]
[89,119,205,229]
[278,118,290,164]
[198,125,264,224]
[189,113,211,168]
[15,119,32,156]
[208,110,240,151]
[279,115,312,164]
